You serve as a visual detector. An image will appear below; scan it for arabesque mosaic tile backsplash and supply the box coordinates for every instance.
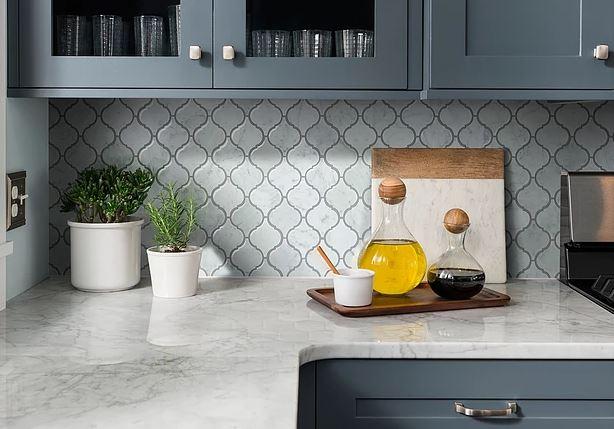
[49,99,614,278]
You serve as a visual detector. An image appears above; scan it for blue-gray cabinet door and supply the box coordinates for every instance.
[429,0,614,89]
[19,0,212,88]
[213,0,412,89]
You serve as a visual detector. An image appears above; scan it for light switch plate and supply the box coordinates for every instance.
[7,171,26,231]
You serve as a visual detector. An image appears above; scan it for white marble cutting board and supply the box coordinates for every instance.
[371,149,507,283]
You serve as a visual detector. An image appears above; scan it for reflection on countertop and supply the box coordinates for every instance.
[1,277,613,428]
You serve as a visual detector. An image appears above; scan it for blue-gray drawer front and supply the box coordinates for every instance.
[316,360,614,429]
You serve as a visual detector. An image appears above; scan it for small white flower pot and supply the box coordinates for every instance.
[147,246,202,298]
[68,218,144,292]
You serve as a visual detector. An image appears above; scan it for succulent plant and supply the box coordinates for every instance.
[61,166,154,223]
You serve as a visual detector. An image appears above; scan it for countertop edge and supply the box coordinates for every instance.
[298,342,614,363]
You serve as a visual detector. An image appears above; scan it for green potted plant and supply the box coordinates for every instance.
[61,166,154,292]
[145,183,201,298]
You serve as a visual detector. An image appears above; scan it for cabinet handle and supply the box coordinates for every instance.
[594,44,609,60]
[223,45,235,60]
[189,46,202,60]
[454,402,518,417]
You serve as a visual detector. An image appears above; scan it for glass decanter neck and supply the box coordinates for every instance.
[381,199,404,224]
[447,230,466,250]
[373,198,416,241]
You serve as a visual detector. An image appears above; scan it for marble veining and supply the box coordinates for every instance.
[2,277,614,428]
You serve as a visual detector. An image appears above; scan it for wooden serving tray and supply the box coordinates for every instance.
[307,284,510,318]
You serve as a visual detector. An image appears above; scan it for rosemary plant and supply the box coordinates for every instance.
[145,184,197,253]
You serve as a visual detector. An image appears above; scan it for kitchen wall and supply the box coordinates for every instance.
[7,98,49,300]
[49,99,614,278]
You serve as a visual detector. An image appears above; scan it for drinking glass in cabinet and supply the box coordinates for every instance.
[55,15,91,56]
[134,15,165,56]
[251,30,292,57]
[168,5,181,56]
[335,29,374,57]
[293,30,332,57]
[92,15,125,56]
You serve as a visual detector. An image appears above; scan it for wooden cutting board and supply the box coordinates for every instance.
[307,284,511,318]
[371,148,507,283]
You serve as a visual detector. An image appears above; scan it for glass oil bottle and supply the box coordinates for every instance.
[358,177,427,296]
[427,208,486,300]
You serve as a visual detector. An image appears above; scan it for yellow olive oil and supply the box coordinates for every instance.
[358,239,427,296]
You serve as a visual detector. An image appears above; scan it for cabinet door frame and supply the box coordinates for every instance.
[408,0,423,90]
[19,0,213,88]
[213,0,410,90]
[429,0,614,90]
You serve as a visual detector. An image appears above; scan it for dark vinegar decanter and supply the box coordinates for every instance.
[427,208,485,300]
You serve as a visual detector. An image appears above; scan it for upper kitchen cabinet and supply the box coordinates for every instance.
[429,0,614,90]
[213,0,420,90]
[18,0,213,88]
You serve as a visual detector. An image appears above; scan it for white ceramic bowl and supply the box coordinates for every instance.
[332,268,375,307]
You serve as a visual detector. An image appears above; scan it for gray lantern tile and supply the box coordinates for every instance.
[345,120,378,154]
[420,120,454,148]
[50,99,614,278]
[211,101,245,130]
[515,102,550,133]
[175,143,208,173]
[324,101,359,134]
[157,119,190,153]
[476,101,512,134]
[138,100,171,131]
[439,100,473,134]
[269,202,301,235]
[555,104,590,134]
[286,101,320,131]
[249,222,283,255]
[363,101,396,132]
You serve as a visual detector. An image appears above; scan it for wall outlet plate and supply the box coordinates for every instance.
[7,171,27,231]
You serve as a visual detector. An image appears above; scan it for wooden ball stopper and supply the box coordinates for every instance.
[444,208,470,234]
[378,177,406,203]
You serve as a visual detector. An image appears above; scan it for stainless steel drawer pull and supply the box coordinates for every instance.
[454,402,517,417]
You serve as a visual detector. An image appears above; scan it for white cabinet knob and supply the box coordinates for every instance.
[223,45,235,60]
[594,44,609,60]
[189,45,202,60]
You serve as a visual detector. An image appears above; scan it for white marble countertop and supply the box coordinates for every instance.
[2,277,614,428]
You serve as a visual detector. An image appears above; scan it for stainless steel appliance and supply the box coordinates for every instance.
[561,172,614,313]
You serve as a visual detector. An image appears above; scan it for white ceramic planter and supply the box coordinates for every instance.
[68,218,144,292]
[147,246,202,298]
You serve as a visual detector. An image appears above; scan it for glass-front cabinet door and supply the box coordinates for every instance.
[19,0,212,88]
[213,0,409,89]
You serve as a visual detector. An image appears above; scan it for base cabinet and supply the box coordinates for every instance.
[298,360,614,429]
